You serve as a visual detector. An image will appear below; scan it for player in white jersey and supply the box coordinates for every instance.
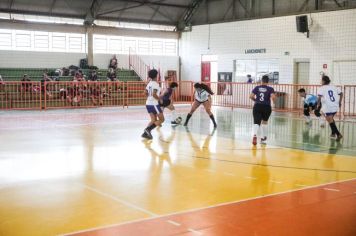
[183,83,217,128]
[317,75,343,140]
[141,69,165,139]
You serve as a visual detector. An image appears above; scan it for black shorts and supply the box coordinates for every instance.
[253,104,272,124]
[160,99,171,108]
[195,99,208,104]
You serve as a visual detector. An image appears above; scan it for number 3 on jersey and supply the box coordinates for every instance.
[259,93,265,101]
[328,90,335,102]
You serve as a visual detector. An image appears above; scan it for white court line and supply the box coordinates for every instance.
[166,220,181,227]
[295,184,308,187]
[223,172,235,176]
[61,178,356,236]
[244,176,257,180]
[323,188,340,192]
[81,184,157,217]
[188,228,203,235]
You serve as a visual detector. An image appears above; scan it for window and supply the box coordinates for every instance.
[52,33,66,51]
[138,40,150,54]
[124,39,136,53]
[93,34,177,56]
[108,38,122,53]
[0,30,12,49]
[15,31,31,48]
[34,32,49,49]
[151,40,163,55]
[0,29,85,53]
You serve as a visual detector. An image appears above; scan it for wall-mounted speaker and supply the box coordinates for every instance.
[296,15,308,33]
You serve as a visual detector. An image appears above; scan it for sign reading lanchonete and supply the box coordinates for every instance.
[245,48,266,54]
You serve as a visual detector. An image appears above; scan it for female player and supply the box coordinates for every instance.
[141,69,165,140]
[317,75,343,140]
[183,83,217,128]
[159,82,180,125]
[298,88,325,127]
[249,75,276,145]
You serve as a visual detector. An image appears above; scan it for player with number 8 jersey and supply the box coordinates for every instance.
[317,75,343,140]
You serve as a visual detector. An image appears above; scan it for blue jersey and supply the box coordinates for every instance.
[162,87,173,101]
[252,85,275,106]
[304,94,318,106]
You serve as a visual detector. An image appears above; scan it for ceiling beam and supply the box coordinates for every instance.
[180,0,204,25]
[298,0,310,12]
[9,0,15,10]
[49,0,57,13]
[118,0,190,9]
[332,0,342,7]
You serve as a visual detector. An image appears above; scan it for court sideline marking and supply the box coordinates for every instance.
[61,178,356,236]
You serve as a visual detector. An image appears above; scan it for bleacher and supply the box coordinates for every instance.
[0,68,147,109]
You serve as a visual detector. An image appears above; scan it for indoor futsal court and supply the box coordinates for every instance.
[0,0,356,236]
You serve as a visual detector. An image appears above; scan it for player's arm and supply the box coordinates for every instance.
[152,89,160,101]
[339,92,343,108]
[271,92,276,104]
[144,89,148,97]
[249,93,256,101]
[317,95,322,109]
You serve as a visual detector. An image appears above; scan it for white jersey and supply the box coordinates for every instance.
[317,85,342,113]
[145,81,161,105]
[195,89,210,102]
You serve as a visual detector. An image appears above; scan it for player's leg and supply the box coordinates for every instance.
[304,104,311,124]
[314,105,325,127]
[325,113,342,140]
[203,100,217,128]
[142,106,159,139]
[260,105,272,144]
[252,104,262,145]
[184,101,200,126]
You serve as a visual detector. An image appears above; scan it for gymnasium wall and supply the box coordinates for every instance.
[179,8,356,85]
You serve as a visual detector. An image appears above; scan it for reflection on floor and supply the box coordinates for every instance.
[0,107,355,236]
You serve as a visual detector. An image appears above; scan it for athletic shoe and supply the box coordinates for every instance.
[330,134,337,140]
[171,121,179,125]
[252,135,257,145]
[142,129,153,139]
[320,123,325,128]
[336,134,343,141]
[261,137,267,145]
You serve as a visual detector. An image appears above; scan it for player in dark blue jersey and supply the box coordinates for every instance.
[298,88,325,127]
[159,82,180,125]
[249,75,276,145]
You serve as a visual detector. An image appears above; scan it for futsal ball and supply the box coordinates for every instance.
[175,117,182,124]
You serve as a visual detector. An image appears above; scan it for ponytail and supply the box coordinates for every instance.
[200,83,214,95]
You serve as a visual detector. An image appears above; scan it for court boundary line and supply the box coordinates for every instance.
[81,184,158,217]
[61,178,356,236]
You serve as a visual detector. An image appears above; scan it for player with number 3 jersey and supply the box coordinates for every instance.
[249,75,276,145]
[317,75,343,141]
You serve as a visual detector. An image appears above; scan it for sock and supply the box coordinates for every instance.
[171,109,176,120]
[261,124,268,138]
[146,124,157,132]
[329,122,340,135]
[253,124,260,136]
[184,113,192,125]
[209,115,217,127]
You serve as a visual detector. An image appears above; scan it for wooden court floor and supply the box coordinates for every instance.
[0,107,355,236]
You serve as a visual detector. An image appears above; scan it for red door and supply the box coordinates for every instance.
[201,62,211,82]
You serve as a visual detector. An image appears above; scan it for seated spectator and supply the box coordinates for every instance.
[88,70,98,81]
[0,75,4,91]
[73,71,85,82]
[21,74,31,92]
[109,55,118,70]
[41,73,52,97]
[106,68,117,81]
